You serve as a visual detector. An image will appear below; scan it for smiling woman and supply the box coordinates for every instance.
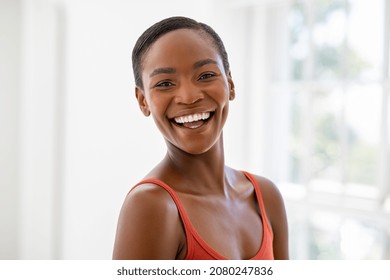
[112,16,289,260]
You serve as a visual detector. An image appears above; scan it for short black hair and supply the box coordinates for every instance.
[132,16,230,90]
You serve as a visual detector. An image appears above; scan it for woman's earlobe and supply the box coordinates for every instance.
[135,87,151,116]
[229,88,235,100]
[228,74,235,101]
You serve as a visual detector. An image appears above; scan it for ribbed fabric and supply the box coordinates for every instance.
[131,171,274,260]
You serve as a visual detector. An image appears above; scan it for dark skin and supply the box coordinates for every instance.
[113,29,289,260]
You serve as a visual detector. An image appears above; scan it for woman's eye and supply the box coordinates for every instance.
[156,81,174,88]
[199,73,215,80]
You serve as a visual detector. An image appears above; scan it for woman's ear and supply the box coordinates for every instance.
[228,72,235,101]
[135,87,150,116]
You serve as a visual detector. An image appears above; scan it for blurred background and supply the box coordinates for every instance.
[1,0,389,259]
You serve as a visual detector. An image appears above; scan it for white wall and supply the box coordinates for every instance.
[18,0,63,259]
[0,0,21,260]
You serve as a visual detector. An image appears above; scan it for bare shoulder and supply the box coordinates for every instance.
[250,174,289,259]
[112,183,185,260]
[125,183,178,213]
[251,175,285,216]
[121,183,179,224]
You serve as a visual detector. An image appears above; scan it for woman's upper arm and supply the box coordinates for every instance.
[257,177,289,260]
[112,185,183,260]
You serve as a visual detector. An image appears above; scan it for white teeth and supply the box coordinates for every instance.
[174,112,211,124]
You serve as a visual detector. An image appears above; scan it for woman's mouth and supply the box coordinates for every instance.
[171,111,214,129]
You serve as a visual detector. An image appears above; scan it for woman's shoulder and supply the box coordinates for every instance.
[247,173,282,202]
[246,172,289,259]
[242,172,286,224]
[227,167,285,214]
[113,181,184,259]
[125,180,178,219]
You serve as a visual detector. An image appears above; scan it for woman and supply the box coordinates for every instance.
[113,16,289,260]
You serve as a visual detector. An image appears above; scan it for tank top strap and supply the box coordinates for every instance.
[242,171,272,234]
[130,178,195,256]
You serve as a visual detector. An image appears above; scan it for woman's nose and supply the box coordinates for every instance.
[174,81,204,104]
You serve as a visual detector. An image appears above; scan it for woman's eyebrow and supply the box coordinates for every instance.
[149,59,217,78]
[193,58,218,69]
[149,67,176,77]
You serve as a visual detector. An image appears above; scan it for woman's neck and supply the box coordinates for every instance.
[162,137,228,194]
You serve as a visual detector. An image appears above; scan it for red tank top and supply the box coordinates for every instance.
[131,171,274,260]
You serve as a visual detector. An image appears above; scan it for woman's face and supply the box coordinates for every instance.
[136,29,235,155]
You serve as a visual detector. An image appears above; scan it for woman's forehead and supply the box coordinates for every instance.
[142,29,221,69]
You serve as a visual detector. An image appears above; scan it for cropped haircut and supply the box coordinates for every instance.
[132,16,230,90]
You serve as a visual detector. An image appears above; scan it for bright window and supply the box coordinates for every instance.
[230,0,390,259]
[280,0,390,259]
